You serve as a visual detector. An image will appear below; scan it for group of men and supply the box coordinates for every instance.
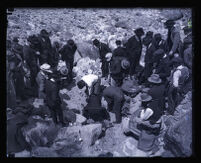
[7,19,192,154]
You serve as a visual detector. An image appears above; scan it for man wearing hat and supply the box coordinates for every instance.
[37,29,52,65]
[139,31,156,84]
[12,36,24,60]
[36,63,53,99]
[164,20,182,58]
[60,39,77,83]
[153,33,166,51]
[93,39,112,78]
[44,72,65,126]
[167,56,190,115]
[146,73,166,115]
[125,28,144,78]
[23,35,40,95]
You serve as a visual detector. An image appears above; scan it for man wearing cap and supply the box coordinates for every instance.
[139,31,156,84]
[102,86,125,124]
[36,63,53,99]
[125,28,144,78]
[167,57,190,115]
[37,29,52,65]
[147,74,166,114]
[45,73,65,126]
[164,20,182,58]
[93,39,112,78]
[23,35,40,95]
[60,39,77,83]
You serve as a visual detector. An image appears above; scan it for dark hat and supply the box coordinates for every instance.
[134,28,144,36]
[140,93,152,102]
[77,80,86,89]
[93,39,100,46]
[164,20,175,27]
[171,56,183,64]
[115,40,122,46]
[148,74,162,84]
[121,59,130,69]
[143,36,152,45]
[145,31,153,38]
[27,35,39,45]
[13,37,19,42]
[154,33,162,42]
[40,29,50,36]
[68,39,75,46]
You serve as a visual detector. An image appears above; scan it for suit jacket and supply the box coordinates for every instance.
[169,27,181,53]
[60,44,77,63]
[183,45,192,69]
[23,45,38,67]
[144,43,156,65]
[113,46,127,58]
[155,57,171,80]
[99,43,111,60]
[103,86,124,101]
[125,35,142,59]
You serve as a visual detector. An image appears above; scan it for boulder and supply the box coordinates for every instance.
[31,147,59,157]
[115,21,129,29]
[163,92,192,157]
[161,10,183,21]
[76,114,87,124]
[21,117,60,147]
[63,109,76,124]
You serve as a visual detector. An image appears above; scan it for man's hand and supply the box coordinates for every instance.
[36,51,40,55]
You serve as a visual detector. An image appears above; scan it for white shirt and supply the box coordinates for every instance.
[81,74,98,88]
[173,65,183,87]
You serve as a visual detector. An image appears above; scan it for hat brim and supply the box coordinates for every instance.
[140,96,152,102]
[41,68,53,73]
[148,77,162,84]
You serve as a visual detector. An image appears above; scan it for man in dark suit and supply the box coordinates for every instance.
[125,28,144,78]
[60,39,77,83]
[102,86,125,123]
[113,40,128,58]
[93,39,112,78]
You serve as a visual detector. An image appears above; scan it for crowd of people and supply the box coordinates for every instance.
[7,19,192,156]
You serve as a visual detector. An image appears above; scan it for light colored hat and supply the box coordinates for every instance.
[140,108,153,120]
[60,66,68,75]
[148,74,162,84]
[40,63,52,73]
[121,59,130,69]
[140,93,152,102]
[105,53,113,61]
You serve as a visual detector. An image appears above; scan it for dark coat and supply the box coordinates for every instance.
[45,79,61,107]
[23,45,38,68]
[113,46,127,58]
[144,43,156,65]
[103,86,124,103]
[60,44,77,63]
[110,56,123,80]
[99,43,111,61]
[125,35,142,59]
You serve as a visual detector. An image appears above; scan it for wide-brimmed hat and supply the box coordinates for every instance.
[164,20,175,27]
[105,53,113,61]
[148,74,162,84]
[121,59,130,69]
[134,28,144,36]
[60,66,68,75]
[40,63,53,73]
[140,93,152,102]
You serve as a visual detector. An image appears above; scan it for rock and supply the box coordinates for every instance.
[21,117,60,147]
[76,114,87,124]
[31,147,59,157]
[63,109,76,124]
[164,105,192,157]
[161,9,183,21]
[115,21,129,29]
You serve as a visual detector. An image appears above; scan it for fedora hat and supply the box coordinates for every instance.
[40,63,53,73]
[148,74,162,84]
[140,93,152,102]
[134,28,144,36]
[105,53,113,61]
[121,59,130,69]
[60,66,68,75]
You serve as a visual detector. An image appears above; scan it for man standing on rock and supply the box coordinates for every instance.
[164,20,182,59]
[60,39,77,83]
[125,28,144,79]
[93,39,111,78]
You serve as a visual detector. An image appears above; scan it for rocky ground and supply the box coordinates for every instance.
[7,8,192,157]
